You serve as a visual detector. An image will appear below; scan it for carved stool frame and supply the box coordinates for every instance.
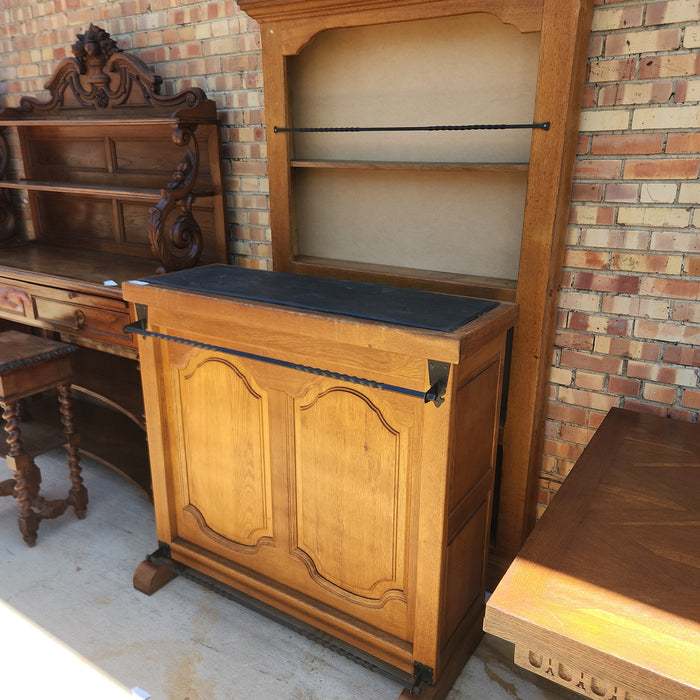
[0,331,88,546]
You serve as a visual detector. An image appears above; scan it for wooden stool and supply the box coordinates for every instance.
[0,331,88,546]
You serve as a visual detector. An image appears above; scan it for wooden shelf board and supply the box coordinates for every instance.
[1,179,216,201]
[292,256,518,302]
[291,159,529,172]
[0,116,215,127]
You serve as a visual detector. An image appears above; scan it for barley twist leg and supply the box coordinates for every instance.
[2,399,39,546]
[57,384,87,519]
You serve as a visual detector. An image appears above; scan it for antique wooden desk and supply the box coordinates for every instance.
[484,408,700,700]
[124,265,517,698]
[0,24,227,493]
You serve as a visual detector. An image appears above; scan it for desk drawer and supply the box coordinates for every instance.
[0,276,135,353]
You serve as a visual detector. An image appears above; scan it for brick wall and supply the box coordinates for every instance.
[1,0,698,516]
[541,0,700,514]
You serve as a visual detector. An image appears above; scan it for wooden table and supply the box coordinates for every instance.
[484,407,700,700]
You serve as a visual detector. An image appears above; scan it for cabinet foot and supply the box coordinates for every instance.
[133,558,177,595]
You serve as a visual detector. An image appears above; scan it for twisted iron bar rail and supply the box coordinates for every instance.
[274,121,550,133]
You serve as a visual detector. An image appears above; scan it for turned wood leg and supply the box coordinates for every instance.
[57,384,88,519]
[2,399,40,546]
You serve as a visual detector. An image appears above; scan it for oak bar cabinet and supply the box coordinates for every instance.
[124,265,516,698]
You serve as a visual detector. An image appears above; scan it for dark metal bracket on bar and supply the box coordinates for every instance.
[123,319,449,407]
[274,121,550,133]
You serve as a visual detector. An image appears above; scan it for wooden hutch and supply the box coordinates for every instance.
[0,24,228,492]
[237,0,594,576]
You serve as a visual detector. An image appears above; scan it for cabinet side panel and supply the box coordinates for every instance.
[174,353,274,548]
[449,360,500,511]
[443,500,490,645]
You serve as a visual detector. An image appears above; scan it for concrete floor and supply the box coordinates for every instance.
[0,449,582,700]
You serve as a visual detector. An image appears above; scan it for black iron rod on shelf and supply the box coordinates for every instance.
[273,122,550,133]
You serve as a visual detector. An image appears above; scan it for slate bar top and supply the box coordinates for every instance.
[142,264,498,333]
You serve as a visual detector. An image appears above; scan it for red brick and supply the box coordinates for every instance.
[635,319,700,344]
[605,28,680,56]
[639,277,700,300]
[560,349,624,374]
[594,336,662,361]
[623,158,700,180]
[573,271,640,294]
[543,438,585,463]
[564,250,609,270]
[545,403,589,426]
[554,330,596,352]
[608,376,641,397]
[681,389,700,410]
[610,252,682,274]
[663,345,700,367]
[569,312,632,336]
[568,206,616,226]
[598,81,673,106]
[667,133,700,155]
[587,411,608,430]
[686,257,700,275]
[559,424,596,445]
[622,399,668,417]
[667,408,696,422]
[604,183,638,202]
[559,387,620,412]
[574,159,623,180]
[642,383,678,404]
[575,371,607,391]
[571,183,602,202]
[587,58,637,83]
[672,302,700,323]
[646,0,700,25]
[581,85,597,108]
[640,53,700,78]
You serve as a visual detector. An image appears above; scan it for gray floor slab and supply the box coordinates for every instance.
[0,450,581,700]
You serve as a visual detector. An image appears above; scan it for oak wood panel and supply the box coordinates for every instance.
[484,408,700,700]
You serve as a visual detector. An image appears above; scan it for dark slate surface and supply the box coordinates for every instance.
[142,264,498,333]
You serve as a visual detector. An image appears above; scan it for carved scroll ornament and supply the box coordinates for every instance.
[148,125,204,272]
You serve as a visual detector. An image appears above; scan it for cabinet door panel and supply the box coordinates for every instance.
[292,385,410,606]
[170,351,274,551]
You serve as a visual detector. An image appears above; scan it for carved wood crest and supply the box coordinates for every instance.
[14,23,214,119]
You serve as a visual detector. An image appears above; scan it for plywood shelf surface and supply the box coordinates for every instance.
[290,159,529,172]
